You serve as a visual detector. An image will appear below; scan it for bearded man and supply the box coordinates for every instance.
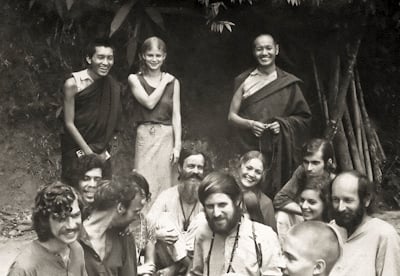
[329,171,400,276]
[191,172,282,276]
[147,147,206,275]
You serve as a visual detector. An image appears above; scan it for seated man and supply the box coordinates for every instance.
[281,221,342,276]
[69,154,104,216]
[329,171,400,275]
[147,148,206,275]
[8,182,87,276]
[273,138,335,241]
[191,172,282,276]
[80,179,139,276]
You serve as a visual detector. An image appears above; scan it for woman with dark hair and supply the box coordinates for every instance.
[276,174,332,243]
[298,174,331,223]
[237,151,277,232]
[128,36,181,202]
[274,138,336,242]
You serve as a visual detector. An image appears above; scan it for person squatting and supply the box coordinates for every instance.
[7,35,400,276]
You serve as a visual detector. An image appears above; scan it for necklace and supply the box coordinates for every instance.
[206,219,242,276]
[179,196,198,231]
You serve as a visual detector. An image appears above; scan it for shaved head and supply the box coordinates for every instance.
[282,221,341,275]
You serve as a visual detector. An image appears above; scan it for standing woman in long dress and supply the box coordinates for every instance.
[128,37,182,203]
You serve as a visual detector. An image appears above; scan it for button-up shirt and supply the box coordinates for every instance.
[79,227,137,276]
[7,240,87,276]
[242,69,277,99]
[330,217,400,276]
[72,69,94,92]
[191,216,282,276]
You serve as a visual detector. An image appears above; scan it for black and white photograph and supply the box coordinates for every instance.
[0,0,399,275]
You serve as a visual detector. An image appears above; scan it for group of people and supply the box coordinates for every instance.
[6,32,400,276]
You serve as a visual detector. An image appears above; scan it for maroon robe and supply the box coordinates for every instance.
[60,75,121,182]
[234,67,311,197]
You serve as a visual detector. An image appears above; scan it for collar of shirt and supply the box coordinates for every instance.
[249,68,277,77]
[79,69,94,82]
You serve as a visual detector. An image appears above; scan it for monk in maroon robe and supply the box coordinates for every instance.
[61,39,121,183]
[229,34,311,197]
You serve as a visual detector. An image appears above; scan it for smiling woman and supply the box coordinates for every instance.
[128,36,182,203]
[237,151,277,231]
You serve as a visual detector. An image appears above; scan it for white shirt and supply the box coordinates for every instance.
[71,69,94,92]
[242,69,277,99]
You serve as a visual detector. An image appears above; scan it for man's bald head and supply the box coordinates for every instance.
[282,221,341,275]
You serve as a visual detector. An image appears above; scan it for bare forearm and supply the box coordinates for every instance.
[280,202,302,215]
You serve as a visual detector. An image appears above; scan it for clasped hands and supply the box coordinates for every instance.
[250,120,280,137]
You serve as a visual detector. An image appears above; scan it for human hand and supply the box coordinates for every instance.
[170,148,180,164]
[156,227,179,245]
[162,73,175,84]
[138,263,156,275]
[97,150,111,161]
[156,266,176,276]
[250,120,267,137]
[266,121,280,135]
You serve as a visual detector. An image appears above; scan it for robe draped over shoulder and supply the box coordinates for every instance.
[234,67,311,197]
[60,75,121,181]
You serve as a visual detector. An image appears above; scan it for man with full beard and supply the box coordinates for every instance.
[147,147,206,275]
[329,171,400,276]
[191,172,282,276]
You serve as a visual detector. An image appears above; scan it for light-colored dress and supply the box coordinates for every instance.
[133,74,176,203]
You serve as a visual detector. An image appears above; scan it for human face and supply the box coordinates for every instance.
[331,175,365,232]
[204,193,241,235]
[253,35,279,68]
[87,46,114,78]
[281,234,316,276]
[49,199,81,245]
[240,158,264,189]
[142,47,166,72]
[300,189,324,221]
[113,193,144,227]
[78,168,102,204]
[303,150,325,177]
[180,154,205,184]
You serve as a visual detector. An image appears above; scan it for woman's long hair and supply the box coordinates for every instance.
[238,151,267,223]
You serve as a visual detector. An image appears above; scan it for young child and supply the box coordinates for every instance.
[281,221,342,276]
[237,150,276,231]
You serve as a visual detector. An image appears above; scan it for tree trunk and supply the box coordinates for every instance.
[343,103,364,173]
[311,51,329,124]
[324,36,362,140]
[350,77,366,171]
[356,70,382,187]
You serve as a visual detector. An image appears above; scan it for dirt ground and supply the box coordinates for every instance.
[0,122,399,276]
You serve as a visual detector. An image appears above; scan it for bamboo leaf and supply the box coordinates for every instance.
[110,0,138,37]
[225,22,232,32]
[54,0,64,19]
[66,0,74,10]
[29,0,36,10]
[145,7,165,30]
[127,36,138,67]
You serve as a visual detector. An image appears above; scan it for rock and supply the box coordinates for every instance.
[16,224,31,232]
[8,230,19,237]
